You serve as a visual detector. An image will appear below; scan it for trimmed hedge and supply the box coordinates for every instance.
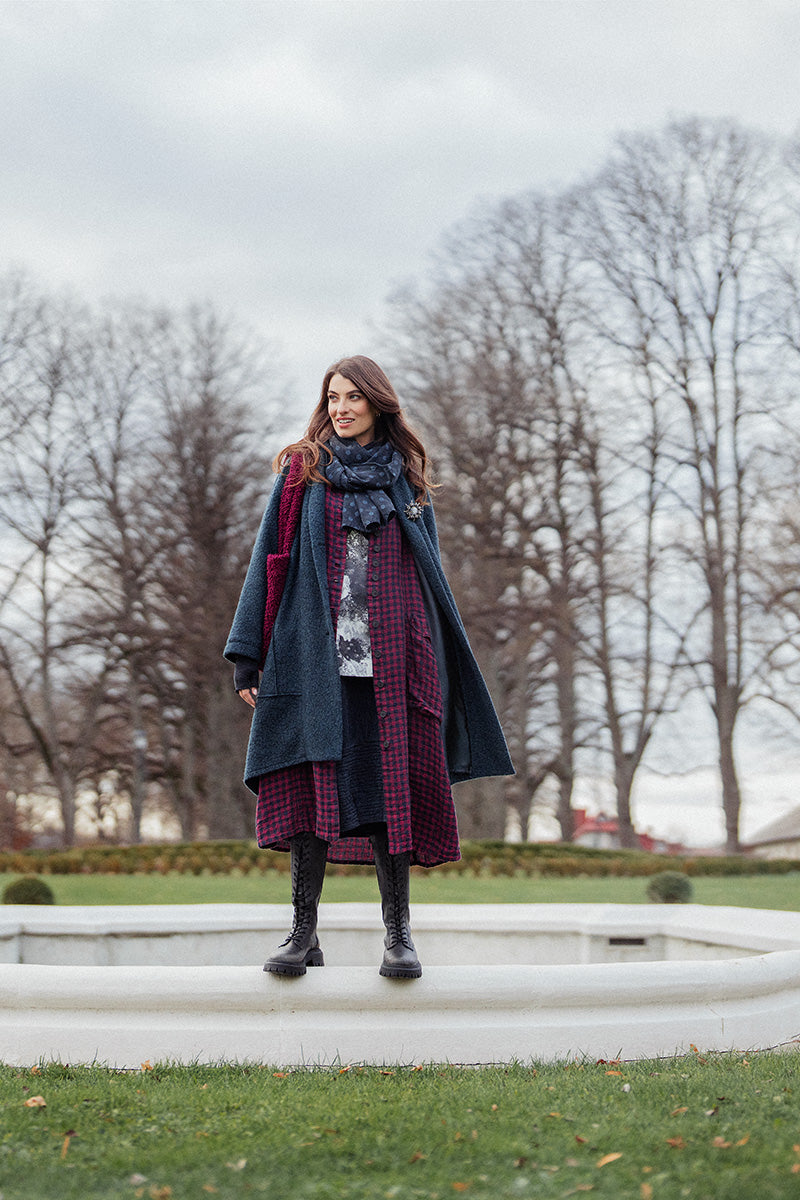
[2,876,56,904]
[0,839,798,880]
[646,870,694,904]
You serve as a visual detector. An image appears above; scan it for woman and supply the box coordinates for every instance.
[225,356,512,979]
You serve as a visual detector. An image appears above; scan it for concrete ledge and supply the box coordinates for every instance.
[3,902,800,966]
[3,954,800,1067]
[2,904,800,1066]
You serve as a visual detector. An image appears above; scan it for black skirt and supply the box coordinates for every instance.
[337,676,386,836]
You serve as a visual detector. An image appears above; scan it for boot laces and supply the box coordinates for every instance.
[286,838,318,945]
[385,856,413,948]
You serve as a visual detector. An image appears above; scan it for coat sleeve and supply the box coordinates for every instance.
[223,471,286,664]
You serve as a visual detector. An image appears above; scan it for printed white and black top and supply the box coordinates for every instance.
[336,529,373,676]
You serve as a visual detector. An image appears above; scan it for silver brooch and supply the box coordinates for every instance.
[404,500,423,522]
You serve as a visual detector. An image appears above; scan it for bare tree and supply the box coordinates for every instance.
[578,118,788,851]
[135,305,277,839]
[68,304,166,841]
[574,381,687,846]
[388,194,602,840]
[0,279,283,845]
[0,289,110,844]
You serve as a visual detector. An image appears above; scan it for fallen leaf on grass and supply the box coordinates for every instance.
[712,1137,732,1149]
[24,1096,46,1108]
[451,1184,471,1192]
[595,1153,622,1168]
[641,1184,654,1199]
[60,1131,76,1160]
[670,1106,688,1117]
[666,1137,686,1150]
[409,1152,427,1163]
[226,1159,247,1171]
[148,1189,171,1200]
[141,1061,153,1072]
[605,1070,623,1077]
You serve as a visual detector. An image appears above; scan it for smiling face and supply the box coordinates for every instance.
[327,373,378,446]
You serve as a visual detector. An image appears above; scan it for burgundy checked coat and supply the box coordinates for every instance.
[225,468,514,866]
[255,488,459,866]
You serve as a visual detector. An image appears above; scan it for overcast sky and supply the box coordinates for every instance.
[3,0,800,412]
[4,0,800,843]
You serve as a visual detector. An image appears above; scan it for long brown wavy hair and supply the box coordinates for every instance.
[273,355,434,501]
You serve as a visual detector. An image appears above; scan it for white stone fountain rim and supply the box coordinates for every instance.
[3,901,800,948]
[1,903,799,1067]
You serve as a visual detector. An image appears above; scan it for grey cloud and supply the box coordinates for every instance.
[2,0,800,406]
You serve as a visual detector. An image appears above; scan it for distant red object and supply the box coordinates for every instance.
[571,809,686,855]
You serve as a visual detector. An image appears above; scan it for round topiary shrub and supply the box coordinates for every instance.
[3,876,56,905]
[646,870,693,904]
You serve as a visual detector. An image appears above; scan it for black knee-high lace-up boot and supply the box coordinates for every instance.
[370,827,422,979]
[263,832,328,975]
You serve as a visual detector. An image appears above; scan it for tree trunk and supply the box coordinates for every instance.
[614,759,638,849]
[717,692,742,853]
[54,769,77,847]
[554,589,577,842]
[556,771,575,842]
[452,778,507,841]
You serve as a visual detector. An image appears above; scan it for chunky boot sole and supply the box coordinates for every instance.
[379,959,422,979]
[263,945,325,976]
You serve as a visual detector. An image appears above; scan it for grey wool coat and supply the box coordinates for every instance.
[224,469,514,793]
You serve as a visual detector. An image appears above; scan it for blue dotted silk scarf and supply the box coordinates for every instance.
[323,435,404,532]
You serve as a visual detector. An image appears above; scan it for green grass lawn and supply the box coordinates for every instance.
[2,869,800,908]
[3,1055,800,1199]
[4,873,800,1198]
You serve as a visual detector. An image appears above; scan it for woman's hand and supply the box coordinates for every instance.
[233,658,260,707]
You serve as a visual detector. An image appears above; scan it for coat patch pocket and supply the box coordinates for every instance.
[405,616,443,722]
